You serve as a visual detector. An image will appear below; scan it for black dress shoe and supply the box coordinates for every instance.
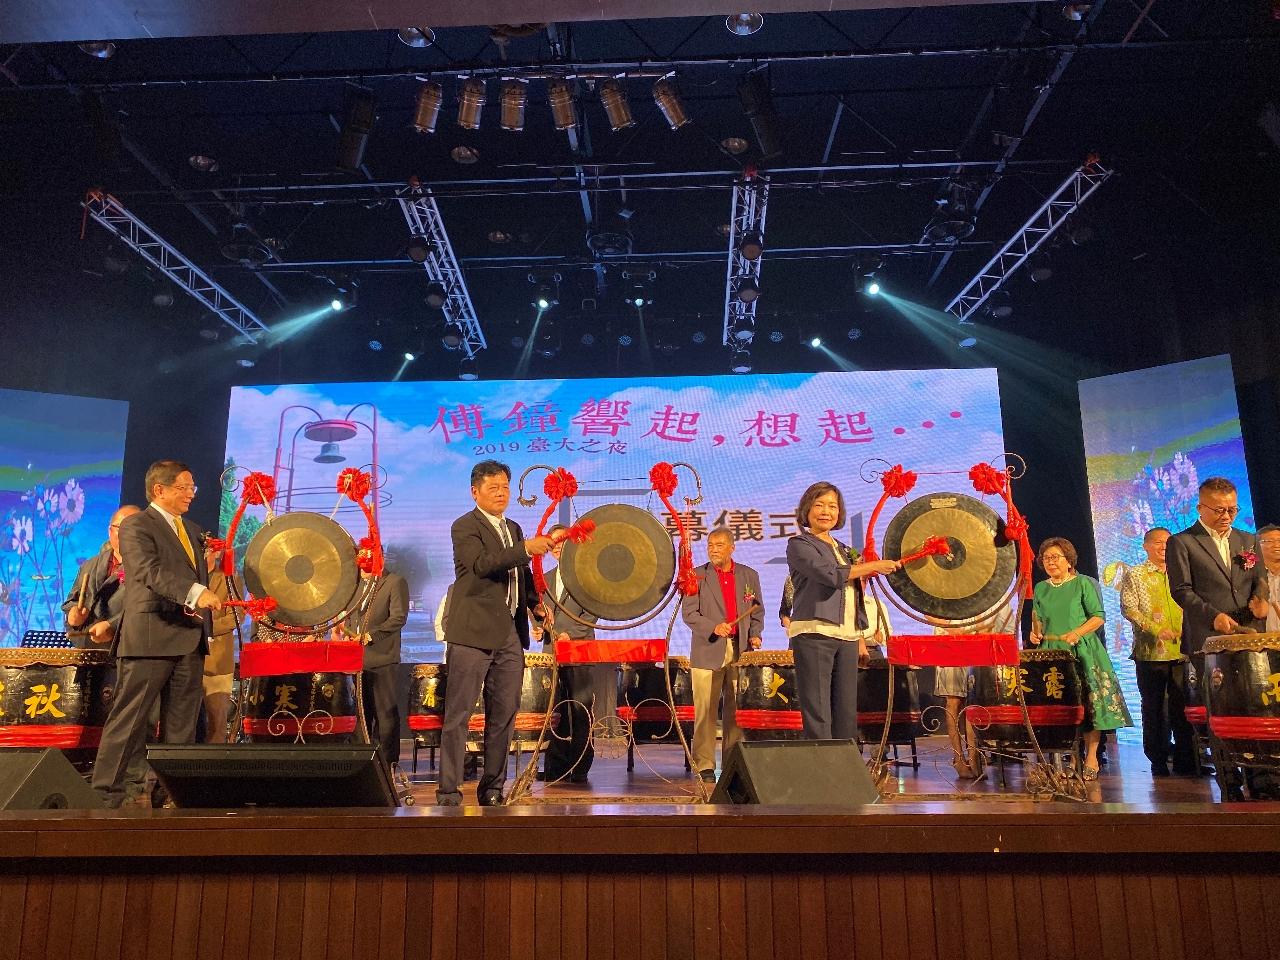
[1225,787,1246,802]
[698,769,716,783]
[436,794,462,807]
[478,792,504,807]
[1150,764,1170,778]
[569,771,590,783]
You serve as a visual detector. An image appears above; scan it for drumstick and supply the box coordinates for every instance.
[75,569,89,610]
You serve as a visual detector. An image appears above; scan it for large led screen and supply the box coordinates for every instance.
[225,370,1007,662]
[0,388,129,647]
[1079,354,1254,741]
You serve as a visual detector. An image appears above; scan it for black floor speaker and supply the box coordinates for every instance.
[710,740,881,806]
[148,743,398,808]
[0,748,102,810]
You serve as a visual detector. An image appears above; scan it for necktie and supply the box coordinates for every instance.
[499,521,517,617]
[174,517,196,568]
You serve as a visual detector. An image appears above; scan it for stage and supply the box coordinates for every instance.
[3,741,1278,960]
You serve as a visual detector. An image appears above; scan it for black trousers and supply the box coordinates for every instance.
[92,652,203,808]
[544,666,602,779]
[437,623,524,803]
[362,663,401,767]
[793,632,860,740]
[1134,659,1195,771]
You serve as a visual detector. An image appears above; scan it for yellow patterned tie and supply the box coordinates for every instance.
[174,517,196,568]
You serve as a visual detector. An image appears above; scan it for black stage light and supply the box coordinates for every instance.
[599,79,636,132]
[337,85,377,172]
[735,277,760,304]
[730,348,753,374]
[406,237,433,264]
[441,324,464,350]
[412,82,443,134]
[397,27,436,47]
[425,282,448,309]
[737,231,764,261]
[737,71,782,161]
[78,41,117,59]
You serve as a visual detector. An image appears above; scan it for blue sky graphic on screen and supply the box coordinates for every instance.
[0,388,129,648]
[225,370,1006,662]
[1079,354,1252,742]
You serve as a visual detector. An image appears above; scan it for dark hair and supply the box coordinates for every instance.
[1199,477,1236,497]
[470,460,511,487]
[1037,537,1077,571]
[1142,526,1171,543]
[1257,524,1280,539]
[143,460,190,502]
[549,523,567,536]
[796,481,846,532]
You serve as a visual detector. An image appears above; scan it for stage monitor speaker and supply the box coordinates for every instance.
[149,743,398,809]
[0,748,102,810]
[710,740,880,806]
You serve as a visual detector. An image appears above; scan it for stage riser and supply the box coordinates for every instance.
[1,855,1275,960]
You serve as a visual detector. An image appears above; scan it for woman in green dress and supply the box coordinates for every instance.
[1030,537,1133,780]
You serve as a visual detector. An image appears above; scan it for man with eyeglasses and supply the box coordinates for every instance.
[92,460,223,808]
[1167,476,1271,800]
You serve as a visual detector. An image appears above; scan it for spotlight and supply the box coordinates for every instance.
[691,330,707,344]
[991,303,1014,319]
[725,14,764,36]
[737,231,764,261]
[580,332,596,346]
[404,351,417,361]
[188,154,219,173]
[958,336,978,349]
[730,348,753,374]
[103,247,131,275]
[441,324,464,350]
[866,281,881,296]
[1029,265,1053,283]
[458,358,479,381]
[397,27,436,47]
[337,85,377,173]
[721,137,749,155]
[731,322,755,344]
[237,358,256,369]
[809,337,822,348]
[536,296,551,310]
[412,82,444,134]
[618,334,634,347]
[652,76,690,130]
[1062,4,1091,21]
[424,282,448,309]
[737,71,782,160]
[716,222,734,239]
[78,41,117,59]
[457,78,486,130]
[331,298,344,312]
[847,327,862,340]
[532,284,557,310]
[768,330,784,343]
[151,291,174,308]
[499,79,528,132]
[488,229,512,243]
[599,79,635,132]
[548,80,578,131]
[511,335,525,348]
[927,183,976,242]
[369,339,383,351]
[406,236,433,264]
[450,145,480,164]
[735,277,760,304]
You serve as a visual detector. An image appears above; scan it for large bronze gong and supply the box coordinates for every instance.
[243,512,360,627]
[882,492,1015,620]
[559,503,675,621]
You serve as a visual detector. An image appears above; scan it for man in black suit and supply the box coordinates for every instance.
[349,570,410,770]
[438,460,554,806]
[1166,475,1270,799]
[91,460,221,808]
[539,525,602,782]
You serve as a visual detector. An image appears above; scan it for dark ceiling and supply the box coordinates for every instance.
[1,1,1278,382]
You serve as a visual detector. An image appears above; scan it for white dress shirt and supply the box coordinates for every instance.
[1198,520,1232,569]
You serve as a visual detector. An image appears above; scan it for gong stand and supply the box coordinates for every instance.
[506,463,709,803]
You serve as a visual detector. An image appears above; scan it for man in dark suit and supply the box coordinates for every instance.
[539,525,602,782]
[349,570,409,770]
[63,504,141,648]
[438,460,554,806]
[1166,475,1270,799]
[91,461,221,808]
[681,527,764,782]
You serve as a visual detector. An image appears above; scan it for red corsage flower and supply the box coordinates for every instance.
[1236,551,1257,571]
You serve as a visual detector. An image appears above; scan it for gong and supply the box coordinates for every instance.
[881,492,1015,620]
[243,512,360,627]
[559,503,676,621]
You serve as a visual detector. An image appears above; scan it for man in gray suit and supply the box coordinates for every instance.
[681,527,764,782]
[1166,475,1271,800]
[63,504,141,648]
[91,460,221,808]
[539,525,601,782]
[350,570,410,769]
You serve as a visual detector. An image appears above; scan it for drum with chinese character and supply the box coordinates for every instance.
[618,657,694,742]
[408,663,446,748]
[241,672,359,742]
[1202,634,1280,771]
[968,649,1084,751]
[0,648,112,769]
[466,653,559,752]
[857,659,928,743]
[735,650,803,740]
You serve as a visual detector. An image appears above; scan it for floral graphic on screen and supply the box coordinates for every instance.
[1,478,88,643]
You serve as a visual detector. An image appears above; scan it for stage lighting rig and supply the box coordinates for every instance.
[548,80,578,131]
[725,14,764,36]
[500,80,529,132]
[730,348,753,374]
[722,172,769,350]
[412,82,443,134]
[457,79,487,130]
[652,75,690,130]
[424,282,448,309]
[337,85,377,173]
[398,180,486,357]
[599,79,636,132]
[397,27,436,47]
[737,71,782,161]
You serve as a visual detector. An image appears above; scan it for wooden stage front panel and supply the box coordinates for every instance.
[2,803,1280,960]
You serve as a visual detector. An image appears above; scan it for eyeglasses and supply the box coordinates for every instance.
[1198,504,1238,518]
[168,484,198,495]
[1259,539,1280,548]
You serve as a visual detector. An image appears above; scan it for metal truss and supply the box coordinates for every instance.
[944,159,1112,323]
[722,173,770,347]
[81,189,269,342]
[398,185,486,358]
